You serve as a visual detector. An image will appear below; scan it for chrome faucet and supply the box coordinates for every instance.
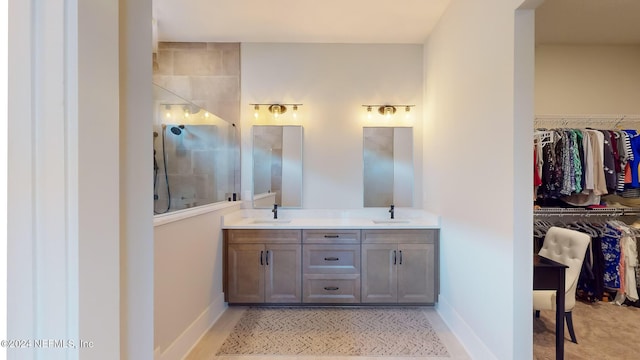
[389,204,395,219]
[272,204,278,219]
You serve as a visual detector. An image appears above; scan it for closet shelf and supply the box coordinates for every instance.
[534,207,640,217]
[534,114,640,129]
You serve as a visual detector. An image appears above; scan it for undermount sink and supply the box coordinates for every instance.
[251,219,292,224]
[372,219,412,224]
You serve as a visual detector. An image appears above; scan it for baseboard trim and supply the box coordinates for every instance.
[436,295,497,360]
[155,293,227,360]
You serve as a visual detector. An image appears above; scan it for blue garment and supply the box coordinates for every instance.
[601,224,621,290]
[623,130,640,188]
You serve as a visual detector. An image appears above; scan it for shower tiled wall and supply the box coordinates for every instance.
[153,42,241,212]
[153,42,240,124]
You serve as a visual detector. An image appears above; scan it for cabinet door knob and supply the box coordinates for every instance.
[324,257,339,261]
[323,286,339,291]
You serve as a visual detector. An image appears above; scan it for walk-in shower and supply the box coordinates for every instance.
[152,83,238,214]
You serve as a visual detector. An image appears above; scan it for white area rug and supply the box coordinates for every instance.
[216,307,450,357]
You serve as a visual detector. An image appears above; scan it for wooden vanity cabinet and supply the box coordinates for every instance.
[302,229,361,303]
[361,229,438,304]
[224,229,302,304]
[224,227,439,305]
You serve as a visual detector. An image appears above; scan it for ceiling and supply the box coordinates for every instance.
[153,0,640,45]
[153,0,451,44]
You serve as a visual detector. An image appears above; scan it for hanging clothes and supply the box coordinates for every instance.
[535,128,640,207]
[534,220,640,304]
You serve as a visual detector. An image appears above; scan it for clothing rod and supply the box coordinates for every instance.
[534,208,640,217]
[535,114,640,121]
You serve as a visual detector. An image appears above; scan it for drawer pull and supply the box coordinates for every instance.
[324,286,339,291]
[260,250,263,265]
[324,257,340,261]
[265,250,270,266]
[399,250,403,265]
[323,235,340,238]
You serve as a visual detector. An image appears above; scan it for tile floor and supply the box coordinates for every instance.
[185,306,471,360]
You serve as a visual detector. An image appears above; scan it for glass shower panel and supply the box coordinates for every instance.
[153,84,238,214]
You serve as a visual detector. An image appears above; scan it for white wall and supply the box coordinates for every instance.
[8,0,153,359]
[536,44,640,114]
[153,204,240,360]
[119,0,155,358]
[241,43,423,209]
[423,0,535,359]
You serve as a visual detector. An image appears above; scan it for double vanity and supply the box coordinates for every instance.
[222,209,440,306]
[232,124,430,306]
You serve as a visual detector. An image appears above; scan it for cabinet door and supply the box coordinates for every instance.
[397,243,435,303]
[265,244,302,303]
[227,244,265,303]
[361,244,397,303]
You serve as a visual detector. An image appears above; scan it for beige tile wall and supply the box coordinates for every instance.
[153,42,240,126]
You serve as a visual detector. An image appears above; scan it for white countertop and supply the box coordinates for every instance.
[222,208,440,229]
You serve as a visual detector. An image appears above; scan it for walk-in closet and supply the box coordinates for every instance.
[533,1,640,358]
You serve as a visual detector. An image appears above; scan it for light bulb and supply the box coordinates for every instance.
[204,112,210,118]
[293,105,298,119]
[367,106,372,119]
[385,107,392,119]
[253,105,259,119]
[272,105,282,119]
[405,106,411,119]
[165,111,171,118]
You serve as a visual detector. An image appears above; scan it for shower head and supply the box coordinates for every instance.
[170,125,185,135]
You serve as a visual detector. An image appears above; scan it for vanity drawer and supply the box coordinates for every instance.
[361,229,437,244]
[226,229,302,244]
[302,229,360,244]
[303,274,360,303]
[303,244,360,274]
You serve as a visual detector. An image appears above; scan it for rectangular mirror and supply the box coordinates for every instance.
[363,127,413,207]
[253,125,303,208]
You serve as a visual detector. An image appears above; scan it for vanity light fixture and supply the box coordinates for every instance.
[362,104,415,119]
[250,103,303,120]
